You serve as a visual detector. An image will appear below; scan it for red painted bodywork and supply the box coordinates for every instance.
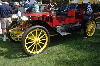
[24,12,49,16]
[24,8,86,28]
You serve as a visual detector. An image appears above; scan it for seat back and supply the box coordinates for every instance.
[56,4,69,16]
[58,4,69,12]
[68,3,78,10]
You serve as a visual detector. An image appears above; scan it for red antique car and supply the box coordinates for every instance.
[7,3,96,56]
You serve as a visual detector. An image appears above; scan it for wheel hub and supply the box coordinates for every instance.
[34,38,40,44]
[36,40,39,43]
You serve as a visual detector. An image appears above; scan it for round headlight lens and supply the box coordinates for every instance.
[12,14,18,18]
[11,14,18,21]
[21,16,28,21]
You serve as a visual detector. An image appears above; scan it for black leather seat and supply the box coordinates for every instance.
[56,4,78,16]
[56,4,69,16]
[68,3,78,10]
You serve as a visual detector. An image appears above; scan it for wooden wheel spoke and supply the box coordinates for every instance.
[87,32,90,34]
[38,43,42,48]
[87,32,90,35]
[13,37,17,39]
[88,25,92,29]
[11,26,14,29]
[20,32,24,35]
[90,32,92,35]
[91,28,94,30]
[39,42,44,44]
[10,31,16,32]
[30,32,35,38]
[91,25,94,27]
[11,34,16,36]
[90,22,92,24]
[12,34,19,37]
[12,32,19,35]
[91,29,94,33]
[10,27,16,29]
[28,43,34,49]
[31,38,34,41]
[36,30,37,38]
[26,42,33,44]
[38,30,42,38]
[40,38,46,41]
[32,44,36,52]
[11,24,16,28]
[36,44,37,52]
[41,39,46,40]
[27,36,34,40]
[18,37,19,40]
[40,34,45,39]
[10,27,18,31]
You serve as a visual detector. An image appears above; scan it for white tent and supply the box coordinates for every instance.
[29,0,42,5]
[69,0,100,4]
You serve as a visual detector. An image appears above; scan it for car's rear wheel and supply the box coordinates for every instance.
[21,25,50,56]
[84,19,97,37]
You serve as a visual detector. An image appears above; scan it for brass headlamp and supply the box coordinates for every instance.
[18,16,28,24]
[11,14,18,21]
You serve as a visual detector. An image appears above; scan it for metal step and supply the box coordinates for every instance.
[58,32,71,36]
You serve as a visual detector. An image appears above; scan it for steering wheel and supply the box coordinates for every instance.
[49,1,58,10]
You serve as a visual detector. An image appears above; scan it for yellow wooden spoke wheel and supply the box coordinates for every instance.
[21,25,50,56]
[7,22,24,42]
[84,20,96,37]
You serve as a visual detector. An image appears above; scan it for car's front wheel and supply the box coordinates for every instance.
[21,25,50,56]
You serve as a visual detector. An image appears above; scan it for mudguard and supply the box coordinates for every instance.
[81,16,91,29]
[83,16,91,21]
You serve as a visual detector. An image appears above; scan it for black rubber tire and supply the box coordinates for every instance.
[21,25,50,56]
[7,21,21,42]
[84,19,97,37]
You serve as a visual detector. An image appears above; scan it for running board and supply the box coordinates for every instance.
[58,32,71,36]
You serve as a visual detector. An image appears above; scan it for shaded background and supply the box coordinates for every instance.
[0,0,100,13]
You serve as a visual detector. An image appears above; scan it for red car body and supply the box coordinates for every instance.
[24,8,86,28]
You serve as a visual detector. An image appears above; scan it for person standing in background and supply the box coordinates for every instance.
[0,0,2,22]
[33,1,39,12]
[95,7,100,20]
[0,1,12,41]
[0,0,2,35]
[87,2,93,14]
[20,0,22,6]
[0,0,2,5]
[14,2,25,16]
[25,1,31,13]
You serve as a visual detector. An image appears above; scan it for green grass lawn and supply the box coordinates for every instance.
[96,19,100,24]
[0,29,100,66]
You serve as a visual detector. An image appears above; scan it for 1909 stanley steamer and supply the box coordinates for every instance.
[7,1,97,56]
